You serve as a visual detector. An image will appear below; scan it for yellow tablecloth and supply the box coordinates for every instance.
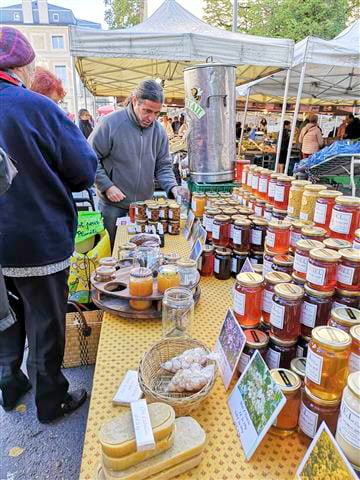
[80,227,307,480]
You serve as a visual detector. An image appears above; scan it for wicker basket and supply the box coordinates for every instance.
[138,337,217,416]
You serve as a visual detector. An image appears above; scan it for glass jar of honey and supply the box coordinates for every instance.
[214,248,232,280]
[168,221,180,235]
[199,245,214,277]
[162,287,194,338]
[323,238,352,251]
[349,325,360,373]
[176,258,198,289]
[305,326,351,401]
[268,173,279,205]
[272,254,294,275]
[262,272,291,326]
[168,203,180,221]
[231,250,248,278]
[237,329,269,374]
[337,248,360,291]
[254,199,266,218]
[274,175,293,210]
[252,167,262,194]
[301,226,327,242]
[246,165,257,192]
[313,190,343,233]
[204,208,221,242]
[212,215,231,248]
[264,203,273,221]
[233,272,264,328]
[297,335,311,358]
[354,228,360,249]
[290,357,307,383]
[293,239,324,279]
[232,218,251,252]
[129,203,136,223]
[300,285,334,338]
[263,248,276,276]
[157,265,181,293]
[328,306,360,333]
[237,206,252,217]
[265,219,291,254]
[290,220,311,253]
[266,334,297,369]
[248,195,257,212]
[287,180,311,218]
[258,169,270,201]
[306,247,341,291]
[135,201,147,220]
[242,164,250,187]
[332,288,360,310]
[250,218,268,251]
[292,272,306,288]
[299,386,340,439]
[129,267,154,311]
[270,283,304,341]
[235,158,250,182]
[299,184,327,222]
[270,368,301,436]
[329,196,360,241]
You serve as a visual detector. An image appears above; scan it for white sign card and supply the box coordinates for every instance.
[227,351,286,461]
[183,209,195,240]
[197,224,207,245]
[215,309,246,390]
[189,219,201,248]
[296,422,357,480]
[116,216,130,226]
[189,239,203,263]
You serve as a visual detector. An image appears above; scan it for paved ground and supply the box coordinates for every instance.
[0,364,94,480]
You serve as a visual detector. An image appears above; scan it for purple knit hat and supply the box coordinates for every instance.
[0,26,35,69]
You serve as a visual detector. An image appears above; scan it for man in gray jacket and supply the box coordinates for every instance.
[89,80,181,245]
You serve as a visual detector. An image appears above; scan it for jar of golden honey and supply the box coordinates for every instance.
[328,306,360,333]
[274,175,293,210]
[157,265,181,294]
[289,221,311,253]
[313,190,343,233]
[191,193,206,218]
[265,219,291,254]
[242,164,250,187]
[235,158,250,182]
[262,272,291,326]
[323,238,352,251]
[349,325,360,373]
[129,267,154,311]
[300,285,334,338]
[272,254,294,276]
[268,173,279,205]
[270,283,304,341]
[306,247,341,291]
[212,215,231,248]
[329,196,360,241]
[246,165,257,192]
[258,169,270,201]
[293,239,324,279]
[287,180,311,218]
[270,368,301,436]
[305,326,351,401]
[300,184,327,222]
[252,167,262,194]
[233,272,264,328]
[300,226,327,242]
[337,248,360,291]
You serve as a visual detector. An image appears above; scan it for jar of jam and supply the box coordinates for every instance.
[199,245,214,277]
[266,334,297,369]
[299,386,340,439]
[159,204,168,220]
[135,201,147,220]
[214,247,232,280]
[287,180,311,218]
[249,250,263,265]
[212,215,231,248]
[293,239,324,279]
[349,325,360,373]
[290,357,306,383]
[268,173,280,205]
[191,193,205,218]
[270,368,301,436]
[135,219,147,233]
[301,226,327,242]
[204,208,221,242]
[274,175,293,210]
[329,196,360,241]
[168,221,180,235]
[290,221,311,253]
[332,288,360,310]
[250,218,268,251]
[262,272,291,326]
[231,250,248,278]
[313,189,343,232]
[270,283,304,341]
[157,265,181,293]
[323,238,352,251]
[168,203,180,221]
[300,184,327,222]
[242,164,250,187]
[300,285,334,338]
[265,219,291,254]
[232,218,251,252]
[297,335,310,358]
[129,267,154,311]
[337,248,360,291]
[264,203,273,221]
[354,228,360,249]
[237,329,269,373]
[328,306,360,333]
[272,254,294,275]
[258,169,270,201]
[234,158,250,182]
[305,326,351,401]
[292,272,306,288]
[254,199,266,218]
[252,167,262,193]
[233,272,264,328]
[147,204,160,222]
[263,248,276,276]
[306,247,341,291]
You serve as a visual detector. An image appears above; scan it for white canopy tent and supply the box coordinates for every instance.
[69,0,294,101]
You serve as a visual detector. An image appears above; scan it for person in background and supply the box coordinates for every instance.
[0,27,98,423]
[336,118,347,139]
[258,117,267,133]
[178,120,188,137]
[78,109,94,139]
[299,113,323,159]
[344,113,360,140]
[277,120,291,173]
[172,116,181,135]
[236,121,242,140]
[162,115,174,138]
[30,66,65,104]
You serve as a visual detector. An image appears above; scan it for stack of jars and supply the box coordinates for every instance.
[129,200,180,237]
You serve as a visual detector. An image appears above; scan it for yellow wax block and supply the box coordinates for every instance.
[102,428,175,471]
[99,403,175,458]
[100,417,206,480]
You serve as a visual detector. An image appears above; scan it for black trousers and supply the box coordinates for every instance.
[0,269,70,420]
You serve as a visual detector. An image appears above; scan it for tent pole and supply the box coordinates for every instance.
[71,56,79,124]
[274,69,291,172]
[238,87,251,156]
[232,0,238,32]
[92,94,97,121]
[284,63,307,174]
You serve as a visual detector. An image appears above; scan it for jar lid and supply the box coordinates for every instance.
[253,167,263,173]
[236,272,263,286]
[350,324,360,342]
[309,247,342,262]
[268,219,292,230]
[237,207,253,215]
[249,195,257,201]
[214,214,231,222]
[274,283,304,300]
[335,288,360,297]
[159,203,168,208]
[304,184,328,192]
[272,208,288,214]
[159,264,179,275]
[233,249,249,256]
[176,258,197,268]
[193,193,206,197]
[296,239,324,251]
[203,244,215,252]
[270,368,301,392]
[96,265,116,276]
[273,254,294,266]
[301,334,312,342]
[148,204,159,210]
[120,242,137,251]
[339,247,360,263]
[130,267,153,278]
[317,189,343,199]
[291,180,311,187]
[265,203,273,210]
[269,333,298,346]
[301,226,327,237]
[222,208,238,216]
[291,272,306,285]
[231,214,248,222]
[347,371,360,399]
[265,271,292,285]
[355,228,360,239]
[276,175,293,183]
[311,326,352,350]
[215,248,232,256]
[304,284,335,298]
[136,219,147,224]
[234,218,251,227]
[270,173,280,179]
[100,257,118,266]
[249,165,257,170]
[323,238,352,250]
[228,200,240,206]
[163,252,181,262]
[244,329,269,347]
[335,195,360,206]
[168,203,180,209]
[253,264,263,275]
[290,357,307,379]
[291,220,313,229]
[255,200,267,205]
[252,218,268,226]
[264,247,277,257]
[135,201,146,206]
[331,306,360,327]
[304,386,341,406]
[206,208,222,215]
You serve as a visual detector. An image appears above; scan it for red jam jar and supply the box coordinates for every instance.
[250,218,268,252]
[265,219,291,254]
[323,238,352,252]
[212,214,231,248]
[266,333,297,369]
[237,329,269,374]
[270,283,304,341]
[328,306,360,333]
[233,272,264,328]
[235,158,250,182]
[204,208,221,242]
[329,196,360,241]
[268,173,280,205]
[129,203,136,223]
[337,248,360,292]
[301,226,327,242]
[272,254,294,276]
[290,221,311,253]
[306,248,341,291]
[232,218,251,252]
[262,272,292,326]
[300,285,334,338]
[293,239,324,279]
[332,288,360,310]
[258,169,270,201]
[199,245,214,277]
[314,190,343,233]
[254,199,266,218]
[274,175,293,210]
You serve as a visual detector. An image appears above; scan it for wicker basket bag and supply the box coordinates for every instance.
[138,337,217,416]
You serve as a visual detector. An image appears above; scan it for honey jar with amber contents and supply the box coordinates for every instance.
[337,248,360,292]
[329,196,360,241]
[270,368,301,436]
[129,267,154,311]
[328,306,360,333]
[265,219,291,254]
[300,226,327,242]
[300,184,327,222]
[349,324,360,373]
[306,247,341,291]
[270,283,304,341]
[233,272,264,328]
[313,189,343,233]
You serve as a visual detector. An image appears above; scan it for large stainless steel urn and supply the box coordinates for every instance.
[184,63,236,183]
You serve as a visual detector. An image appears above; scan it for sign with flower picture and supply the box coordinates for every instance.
[227,351,286,460]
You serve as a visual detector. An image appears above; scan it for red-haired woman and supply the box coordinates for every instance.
[31,66,66,103]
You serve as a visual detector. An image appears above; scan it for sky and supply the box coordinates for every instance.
[0,0,205,27]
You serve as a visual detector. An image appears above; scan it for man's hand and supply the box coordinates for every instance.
[105,185,126,202]
[171,186,190,202]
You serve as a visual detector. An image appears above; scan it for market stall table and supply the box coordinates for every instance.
[80,227,308,480]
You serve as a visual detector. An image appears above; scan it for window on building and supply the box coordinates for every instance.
[51,35,64,49]
[13,12,21,21]
[52,13,60,22]
[54,65,67,88]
